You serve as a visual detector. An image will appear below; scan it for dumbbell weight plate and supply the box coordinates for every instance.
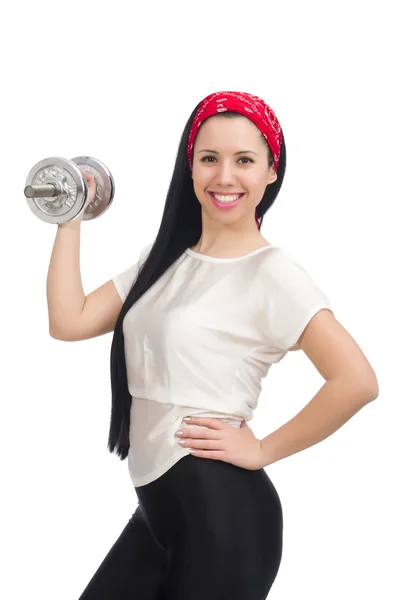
[71,156,115,221]
[25,157,87,224]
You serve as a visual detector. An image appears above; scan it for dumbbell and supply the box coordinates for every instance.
[24,156,115,224]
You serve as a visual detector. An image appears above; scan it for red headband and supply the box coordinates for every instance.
[187,91,283,229]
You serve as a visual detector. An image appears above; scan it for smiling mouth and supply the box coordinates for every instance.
[208,192,245,202]
[208,192,245,208]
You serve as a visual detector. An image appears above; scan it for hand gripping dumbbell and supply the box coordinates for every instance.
[24,156,115,224]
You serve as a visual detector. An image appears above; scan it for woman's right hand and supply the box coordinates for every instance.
[83,169,97,204]
[58,169,97,228]
[73,169,97,223]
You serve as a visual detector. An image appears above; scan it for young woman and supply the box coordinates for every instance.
[48,91,378,599]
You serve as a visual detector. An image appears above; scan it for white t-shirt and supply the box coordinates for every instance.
[112,242,333,487]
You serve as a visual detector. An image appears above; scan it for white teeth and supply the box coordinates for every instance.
[212,193,242,203]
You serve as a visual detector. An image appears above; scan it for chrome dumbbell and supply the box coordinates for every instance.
[24,156,115,224]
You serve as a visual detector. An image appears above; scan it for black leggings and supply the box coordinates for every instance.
[78,454,283,599]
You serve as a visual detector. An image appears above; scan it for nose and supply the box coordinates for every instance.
[214,160,238,186]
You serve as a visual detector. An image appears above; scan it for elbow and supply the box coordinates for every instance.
[330,375,379,406]
[366,381,379,402]
[49,323,71,341]
[351,376,379,404]
[347,365,380,404]
[49,325,64,340]
[49,315,62,340]
[361,371,380,402]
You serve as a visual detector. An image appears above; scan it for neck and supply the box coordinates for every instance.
[191,230,270,256]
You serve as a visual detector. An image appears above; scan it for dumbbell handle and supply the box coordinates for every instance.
[24,183,63,201]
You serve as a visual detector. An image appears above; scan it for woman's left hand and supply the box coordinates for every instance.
[175,417,265,471]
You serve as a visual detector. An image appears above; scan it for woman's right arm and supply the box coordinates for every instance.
[47,218,123,343]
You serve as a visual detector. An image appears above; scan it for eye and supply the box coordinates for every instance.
[200,156,254,164]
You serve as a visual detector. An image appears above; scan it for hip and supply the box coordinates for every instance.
[134,453,283,556]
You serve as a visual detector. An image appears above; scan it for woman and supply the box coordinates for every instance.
[48,91,378,599]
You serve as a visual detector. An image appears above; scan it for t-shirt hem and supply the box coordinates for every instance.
[111,278,125,301]
[131,447,191,488]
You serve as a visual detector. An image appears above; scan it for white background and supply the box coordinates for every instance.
[1,1,395,598]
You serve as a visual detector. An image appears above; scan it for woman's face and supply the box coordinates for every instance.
[191,115,277,228]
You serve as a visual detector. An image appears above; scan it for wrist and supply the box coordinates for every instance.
[58,217,82,230]
[260,438,274,468]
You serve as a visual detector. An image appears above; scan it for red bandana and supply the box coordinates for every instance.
[187,91,283,229]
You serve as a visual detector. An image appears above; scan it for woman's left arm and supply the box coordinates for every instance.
[260,309,379,467]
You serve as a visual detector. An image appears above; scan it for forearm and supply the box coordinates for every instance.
[260,379,377,467]
[46,220,85,334]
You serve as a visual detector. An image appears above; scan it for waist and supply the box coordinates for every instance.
[131,398,244,437]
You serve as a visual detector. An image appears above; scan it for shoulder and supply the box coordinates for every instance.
[257,246,333,352]
[259,246,320,287]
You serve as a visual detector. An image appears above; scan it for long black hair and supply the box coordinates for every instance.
[108,103,287,459]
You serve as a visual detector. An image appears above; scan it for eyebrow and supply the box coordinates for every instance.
[197,149,260,156]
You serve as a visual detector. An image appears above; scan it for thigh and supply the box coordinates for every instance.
[138,455,284,600]
[78,505,167,600]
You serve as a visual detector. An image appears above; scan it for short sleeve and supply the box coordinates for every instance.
[112,242,153,302]
[262,250,334,352]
